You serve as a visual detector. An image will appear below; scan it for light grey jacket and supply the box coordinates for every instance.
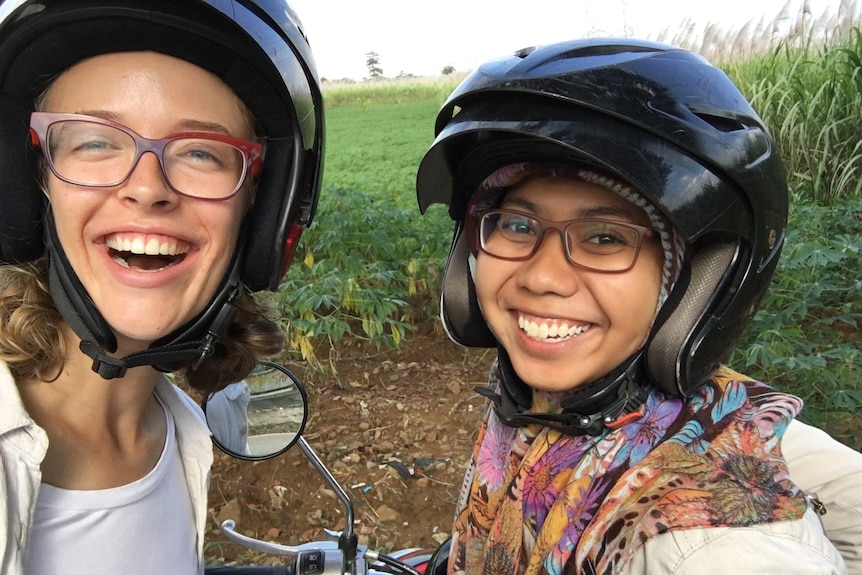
[0,361,213,575]
[620,418,862,574]
[785,419,862,574]
[624,506,847,574]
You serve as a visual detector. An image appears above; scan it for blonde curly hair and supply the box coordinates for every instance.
[0,257,284,393]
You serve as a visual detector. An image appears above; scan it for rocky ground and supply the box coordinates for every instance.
[203,322,493,566]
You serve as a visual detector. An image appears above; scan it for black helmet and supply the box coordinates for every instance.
[416,38,787,399]
[0,0,324,377]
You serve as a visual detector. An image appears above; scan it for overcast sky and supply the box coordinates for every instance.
[289,0,854,80]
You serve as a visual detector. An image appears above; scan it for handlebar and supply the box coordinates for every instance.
[205,568,291,574]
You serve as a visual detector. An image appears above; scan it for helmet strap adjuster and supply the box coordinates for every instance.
[478,349,650,437]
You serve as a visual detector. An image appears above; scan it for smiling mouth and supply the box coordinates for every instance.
[518,314,591,341]
[106,234,190,272]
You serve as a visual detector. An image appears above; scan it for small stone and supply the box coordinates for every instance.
[376,504,399,523]
[319,487,337,500]
[216,498,242,526]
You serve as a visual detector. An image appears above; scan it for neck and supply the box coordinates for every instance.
[17,325,167,489]
[21,326,162,430]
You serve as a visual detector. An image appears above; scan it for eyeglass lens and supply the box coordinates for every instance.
[45,119,247,199]
[479,210,645,271]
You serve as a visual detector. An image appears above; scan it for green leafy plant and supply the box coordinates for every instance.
[277,187,448,368]
[729,200,862,447]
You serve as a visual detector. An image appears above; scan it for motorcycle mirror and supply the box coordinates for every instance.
[203,360,309,460]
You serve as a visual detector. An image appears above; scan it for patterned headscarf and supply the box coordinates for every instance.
[465,162,685,310]
[449,367,809,574]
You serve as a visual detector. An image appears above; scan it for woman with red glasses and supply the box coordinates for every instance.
[416,38,856,574]
[0,1,323,573]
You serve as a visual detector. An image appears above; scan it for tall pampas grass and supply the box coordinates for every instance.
[656,0,861,62]
[656,0,862,202]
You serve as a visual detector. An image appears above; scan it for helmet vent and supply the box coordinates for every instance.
[691,111,753,133]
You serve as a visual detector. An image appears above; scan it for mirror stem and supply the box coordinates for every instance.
[297,437,357,564]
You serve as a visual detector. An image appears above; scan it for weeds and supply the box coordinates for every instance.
[278,188,448,367]
[729,27,862,202]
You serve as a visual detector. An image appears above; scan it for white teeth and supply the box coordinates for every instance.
[145,238,161,255]
[538,323,549,339]
[106,235,186,256]
[518,315,590,341]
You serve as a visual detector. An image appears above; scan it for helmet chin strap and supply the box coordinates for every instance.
[476,346,649,436]
[44,210,240,380]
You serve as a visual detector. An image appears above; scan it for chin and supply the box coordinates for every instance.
[512,360,589,393]
[108,314,185,347]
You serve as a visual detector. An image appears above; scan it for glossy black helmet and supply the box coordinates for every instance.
[0,0,324,377]
[416,38,787,397]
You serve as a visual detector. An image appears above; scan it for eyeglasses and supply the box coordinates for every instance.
[29,112,262,200]
[477,208,654,272]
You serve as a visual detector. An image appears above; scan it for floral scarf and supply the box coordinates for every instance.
[449,365,808,575]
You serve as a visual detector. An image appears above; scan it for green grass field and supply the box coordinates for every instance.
[323,98,444,200]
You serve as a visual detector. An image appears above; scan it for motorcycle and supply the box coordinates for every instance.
[201,361,449,575]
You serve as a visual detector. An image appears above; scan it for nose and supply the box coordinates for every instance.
[117,150,178,208]
[517,229,582,295]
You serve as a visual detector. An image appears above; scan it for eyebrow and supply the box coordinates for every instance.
[76,110,234,136]
[501,196,640,221]
[177,120,234,136]
[76,110,123,123]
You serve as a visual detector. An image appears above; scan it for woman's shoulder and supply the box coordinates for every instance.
[0,360,33,435]
[154,376,207,426]
[783,419,862,573]
[0,359,49,472]
[621,508,847,574]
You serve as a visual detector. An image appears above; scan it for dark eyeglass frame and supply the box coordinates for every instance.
[29,111,263,200]
[476,208,655,273]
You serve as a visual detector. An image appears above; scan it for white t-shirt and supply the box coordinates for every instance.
[24,398,197,575]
